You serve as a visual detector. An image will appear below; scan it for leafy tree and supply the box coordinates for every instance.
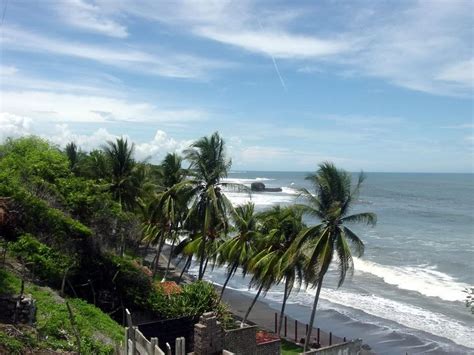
[295,162,376,351]
[65,142,80,172]
[257,206,307,335]
[102,137,136,210]
[184,132,234,280]
[216,202,259,301]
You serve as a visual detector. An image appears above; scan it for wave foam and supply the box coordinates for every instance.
[308,288,474,348]
[354,258,469,302]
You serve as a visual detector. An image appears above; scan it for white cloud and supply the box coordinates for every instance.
[0,112,33,141]
[0,65,18,76]
[1,90,207,124]
[1,26,231,79]
[55,0,128,38]
[0,116,193,163]
[341,1,474,96]
[113,0,473,96]
[134,130,193,161]
[196,28,351,59]
[437,59,474,86]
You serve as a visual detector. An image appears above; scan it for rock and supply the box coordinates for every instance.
[250,182,266,191]
[264,187,283,192]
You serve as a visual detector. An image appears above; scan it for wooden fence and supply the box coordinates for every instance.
[122,309,185,355]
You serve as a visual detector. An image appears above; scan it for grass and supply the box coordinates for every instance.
[281,338,304,354]
[0,268,124,354]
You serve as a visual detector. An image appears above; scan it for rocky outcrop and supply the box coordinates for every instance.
[250,182,282,193]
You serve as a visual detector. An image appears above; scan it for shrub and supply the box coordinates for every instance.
[10,234,74,287]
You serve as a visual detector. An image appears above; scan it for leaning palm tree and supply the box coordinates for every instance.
[296,162,376,351]
[216,202,259,301]
[184,132,235,280]
[157,154,190,279]
[258,206,308,336]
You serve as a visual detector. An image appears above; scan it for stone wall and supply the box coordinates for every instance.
[302,339,363,355]
[223,326,257,355]
[193,312,224,355]
[0,294,36,325]
[256,339,281,355]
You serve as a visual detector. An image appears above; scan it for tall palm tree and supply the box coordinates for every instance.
[156,153,190,279]
[65,142,79,171]
[216,202,259,301]
[296,162,376,351]
[103,137,136,210]
[258,206,307,336]
[103,137,136,256]
[184,132,235,280]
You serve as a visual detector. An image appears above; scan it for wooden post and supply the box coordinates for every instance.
[125,308,133,327]
[284,316,287,337]
[295,319,297,342]
[175,337,185,355]
[124,327,129,354]
[317,328,320,344]
[274,312,277,333]
[151,337,159,355]
[343,336,346,342]
[329,332,332,346]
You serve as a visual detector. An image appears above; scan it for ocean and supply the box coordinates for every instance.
[191,172,474,354]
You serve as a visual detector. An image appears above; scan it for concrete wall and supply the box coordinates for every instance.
[256,339,281,355]
[0,294,36,324]
[193,312,224,355]
[224,326,257,355]
[302,339,363,355]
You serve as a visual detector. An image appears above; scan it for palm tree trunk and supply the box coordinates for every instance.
[278,278,290,336]
[163,238,176,280]
[218,263,238,302]
[241,284,264,327]
[199,257,210,280]
[178,255,192,284]
[198,236,207,280]
[304,276,324,352]
[153,237,165,277]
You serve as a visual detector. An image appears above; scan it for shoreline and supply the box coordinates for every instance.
[154,245,360,351]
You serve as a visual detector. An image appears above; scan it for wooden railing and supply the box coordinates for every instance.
[122,309,185,355]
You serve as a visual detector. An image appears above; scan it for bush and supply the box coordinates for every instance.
[149,280,233,326]
[0,269,123,354]
[10,234,74,287]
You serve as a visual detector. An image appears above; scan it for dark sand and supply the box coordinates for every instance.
[219,286,344,348]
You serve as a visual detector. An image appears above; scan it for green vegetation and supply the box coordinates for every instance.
[0,133,376,352]
[0,269,123,354]
[295,163,377,351]
[281,339,304,354]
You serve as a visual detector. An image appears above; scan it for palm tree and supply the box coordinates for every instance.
[139,197,165,275]
[156,153,189,279]
[258,206,307,336]
[65,142,79,171]
[216,202,259,302]
[184,132,235,280]
[296,162,376,351]
[103,137,137,256]
[103,137,136,210]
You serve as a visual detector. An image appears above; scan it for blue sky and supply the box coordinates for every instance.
[0,0,472,172]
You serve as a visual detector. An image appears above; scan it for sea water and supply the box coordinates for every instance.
[200,172,473,354]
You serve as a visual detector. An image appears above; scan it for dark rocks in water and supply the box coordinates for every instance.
[251,182,266,191]
[250,182,282,192]
[265,187,283,192]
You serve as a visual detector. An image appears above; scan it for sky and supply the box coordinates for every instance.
[0,0,473,173]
